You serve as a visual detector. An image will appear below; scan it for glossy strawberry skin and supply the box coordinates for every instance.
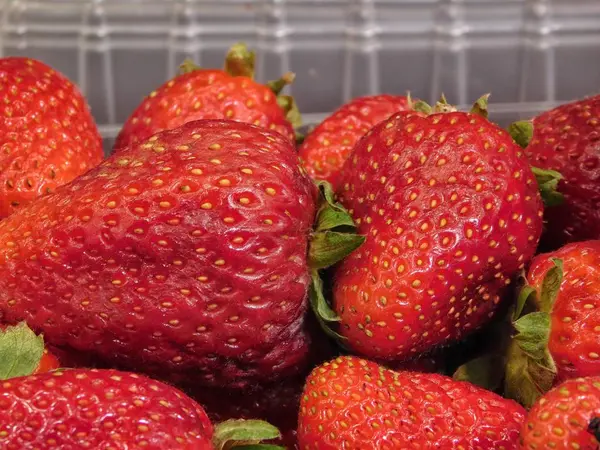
[0,120,316,389]
[520,377,600,450]
[527,241,600,383]
[298,95,412,188]
[0,57,103,219]
[335,110,543,360]
[524,95,600,248]
[298,356,525,450]
[115,69,294,150]
[0,368,213,449]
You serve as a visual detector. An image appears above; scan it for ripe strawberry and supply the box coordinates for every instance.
[115,43,299,149]
[0,57,103,218]
[325,96,543,361]
[0,119,361,389]
[298,356,526,450]
[0,368,283,450]
[298,94,413,188]
[511,95,600,249]
[506,240,600,407]
[519,376,600,450]
[0,322,59,378]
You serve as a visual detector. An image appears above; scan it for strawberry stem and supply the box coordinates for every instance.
[224,42,256,79]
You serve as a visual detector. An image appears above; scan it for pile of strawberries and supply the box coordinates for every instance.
[1,43,600,450]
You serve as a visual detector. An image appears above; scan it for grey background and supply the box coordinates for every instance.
[1,0,599,152]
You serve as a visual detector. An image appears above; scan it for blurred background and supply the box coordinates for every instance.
[1,0,599,150]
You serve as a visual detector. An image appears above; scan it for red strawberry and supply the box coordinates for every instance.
[511,95,600,249]
[298,94,412,188]
[0,368,283,450]
[297,355,526,450]
[519,376,600,450]
[0,322,60,378]
[0,119,361,390]
[115,43,299,149]
[506,240,600,407]
[0,57,103,218]
[322,96,543,361]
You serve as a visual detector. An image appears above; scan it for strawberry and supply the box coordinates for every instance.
[0,368,283,449]
[0,322,59,378]
[0,57,103,218]
[298,94,413,188]
[506,240,600,407]
[297,355,526,450]
[519,376,600,450]
[318,96,543,361]
[115,43,299,149]
[0,119,362,389]
[510,95,600,249]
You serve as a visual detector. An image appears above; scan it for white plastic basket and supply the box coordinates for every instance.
[1,0,599,152]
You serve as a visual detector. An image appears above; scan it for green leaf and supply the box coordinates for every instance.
[532,167,565,207]
[453,354,505,392]
[504,338,556,408]
[539,258,563,313]
[224,43,256,79]
[266,72,295,96]
[309,231,366,270]
[178,58,201,75]
[412,100,433,115]
[514,284,536,321]
[276,95,302,130]
[469,93,490,119]
[0,322,45,380]
[212,419,281,450]
[508,120,534,149]
[232,446,286,450]
[309,269,347,343]
[314,181,355,232]
[513,311,551,361]
[433,94,458,113]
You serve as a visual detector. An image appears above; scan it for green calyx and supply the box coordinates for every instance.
[508,120,534,149]
[532,167,565,207]
[212,419,284,450]
[453,354,505,392]
[0,322,45,380]
[308,181,365,341]
[224,42,256,78]
[504,258,563,408]
[412,94,489,117]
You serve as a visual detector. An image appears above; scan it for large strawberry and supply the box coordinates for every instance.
[519,376,600,450]
[0,322,59,378]
[506,240,600,407]
[115,43,299,149]
[298,355,526,449]
[0,368,284,449]
[317,96,543,361]
[298,94,413,188]
[510,95,600,249]
[0,57,103,218]
[0,119,362,389]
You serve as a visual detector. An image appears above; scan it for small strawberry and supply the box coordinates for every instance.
[115,43,300,149]
[519,376,600,450]
[0,119,362,389]
[510,94,600,249]
[318,95,543,361]
[0,322,59,378]
[0,368,283,449]
[298,355,526,450]
[505,240,600,407]
[0,57,103,218]
[298,94,413,188]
